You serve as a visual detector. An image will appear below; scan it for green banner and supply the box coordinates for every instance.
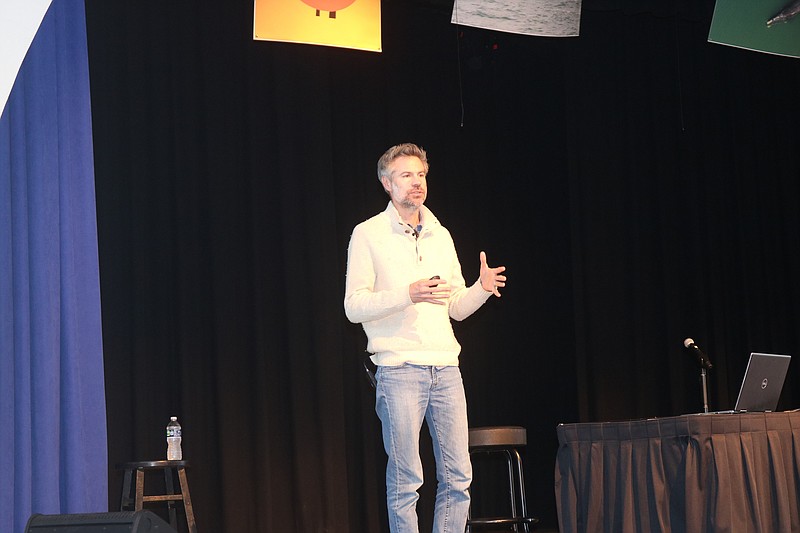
[709,0,800,58]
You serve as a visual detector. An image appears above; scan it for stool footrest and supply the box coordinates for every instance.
[468,516,540,525]
[142,495,185,503]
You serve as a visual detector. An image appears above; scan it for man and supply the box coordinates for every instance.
[344,143,507,533]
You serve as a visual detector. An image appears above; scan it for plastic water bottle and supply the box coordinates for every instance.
[166,416,182,460]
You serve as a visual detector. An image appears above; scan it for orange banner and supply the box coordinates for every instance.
[254,0,381,52]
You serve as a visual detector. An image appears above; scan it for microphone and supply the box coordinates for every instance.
[684,338,713,370]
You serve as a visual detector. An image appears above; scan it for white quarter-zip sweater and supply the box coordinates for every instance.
[345,202,491,367]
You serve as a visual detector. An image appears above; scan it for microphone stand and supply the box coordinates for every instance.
[700,367,709,414]
[685,341,713,413]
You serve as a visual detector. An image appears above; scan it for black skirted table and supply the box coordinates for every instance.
[555,411,800,532]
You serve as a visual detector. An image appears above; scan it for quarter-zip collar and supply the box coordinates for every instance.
[384,201,440,238]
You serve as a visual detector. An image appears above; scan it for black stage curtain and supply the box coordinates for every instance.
[84,0,800,530]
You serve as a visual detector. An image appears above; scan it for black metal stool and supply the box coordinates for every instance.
[118,460,197,533]
[467,426,538,532]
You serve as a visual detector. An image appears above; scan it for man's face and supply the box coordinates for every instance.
[381,155,427,211]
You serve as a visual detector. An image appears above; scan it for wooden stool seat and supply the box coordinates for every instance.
[118,460,197,533]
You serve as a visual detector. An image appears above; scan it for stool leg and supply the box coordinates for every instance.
[164,467,179,529]
[178,467,197,533]
[503,450,519,532]
[511,449,530,533]
[120,468,133,511]
[134,469,145,511]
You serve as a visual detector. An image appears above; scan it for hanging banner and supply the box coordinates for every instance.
[0,0,52,115]
[254,0,381,52]
[709,0,800,58]
[451,0,581,38]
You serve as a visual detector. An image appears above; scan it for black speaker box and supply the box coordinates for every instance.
[25,510,177,532]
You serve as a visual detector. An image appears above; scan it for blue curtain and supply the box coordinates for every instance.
[0,1,107,532]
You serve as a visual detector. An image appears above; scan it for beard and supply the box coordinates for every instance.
[399,188,425,210]
[400,197,422,210]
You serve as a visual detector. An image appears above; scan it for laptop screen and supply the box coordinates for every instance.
[733,353,791,412]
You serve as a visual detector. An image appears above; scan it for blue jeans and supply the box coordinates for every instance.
[375,364,472,533]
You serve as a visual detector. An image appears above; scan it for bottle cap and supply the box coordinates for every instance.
[170,416,177,421]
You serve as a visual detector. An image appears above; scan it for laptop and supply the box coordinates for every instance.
[732,352,791,412]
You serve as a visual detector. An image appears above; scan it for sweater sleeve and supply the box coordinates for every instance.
[344,224,412,324]
[446,244,492,321]
[449,279,492,321]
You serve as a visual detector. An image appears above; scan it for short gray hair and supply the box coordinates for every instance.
[377,143,429,182]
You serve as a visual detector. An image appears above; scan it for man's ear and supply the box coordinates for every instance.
[380,175,391,194]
